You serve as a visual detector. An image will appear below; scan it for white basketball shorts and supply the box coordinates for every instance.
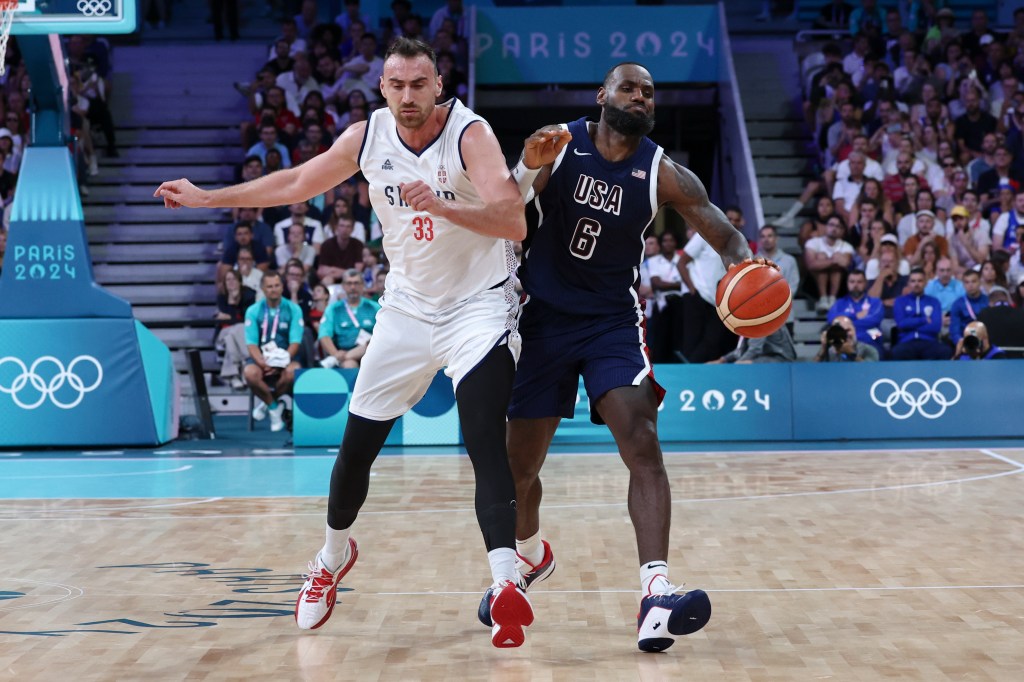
[348,287,521,421]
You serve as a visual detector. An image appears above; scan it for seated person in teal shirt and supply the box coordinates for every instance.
[318,268,380,369]
[243,271,306,431]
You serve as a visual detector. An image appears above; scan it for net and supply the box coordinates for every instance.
[0,0,15,77]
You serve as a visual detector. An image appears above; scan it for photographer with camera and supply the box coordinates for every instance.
[814,315,879,362]
[952,321,1005,360]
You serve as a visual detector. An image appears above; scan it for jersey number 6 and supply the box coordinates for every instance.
[569,217,602,260]
[412,215,435,241]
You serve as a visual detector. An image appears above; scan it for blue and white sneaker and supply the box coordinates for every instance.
[516,540,556,591]
[477,579,534,648]
[637,586,711,652]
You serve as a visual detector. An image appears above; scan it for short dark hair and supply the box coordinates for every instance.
[262,270,283,286]
[909,267,925,277]
[243,155,263,166]
[384,36,436,72]
[602,62,648,87]
[849,269,867,279]
[963,269,980,280]
[724,205,743,216]
[759,224,777,235]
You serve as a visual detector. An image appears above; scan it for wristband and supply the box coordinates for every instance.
[512,158,541,201]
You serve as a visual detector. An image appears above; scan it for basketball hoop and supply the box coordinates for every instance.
[0,0,16,77]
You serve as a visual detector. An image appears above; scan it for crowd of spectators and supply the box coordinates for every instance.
[763,2,1024,361]
[214,0,470,398]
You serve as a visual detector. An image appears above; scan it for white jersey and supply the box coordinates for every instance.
[359,98,514,318]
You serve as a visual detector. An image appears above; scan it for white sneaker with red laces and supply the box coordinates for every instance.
[294,537,358,630]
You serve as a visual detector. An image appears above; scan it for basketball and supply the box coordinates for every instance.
[715,262,792,338]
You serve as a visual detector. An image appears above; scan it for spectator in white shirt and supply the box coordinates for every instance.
[833,151,868,224]
[805,215,856,312]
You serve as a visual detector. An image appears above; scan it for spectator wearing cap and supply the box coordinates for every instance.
[991,188,1024,254]
[924,257,965,316]
[961,10,995,60]
[976,146,1023,203]
[892,268,951,360]
[949,269,989,344]
[948,204,990,272]
[897,189,943,246]
[904,210,950,267]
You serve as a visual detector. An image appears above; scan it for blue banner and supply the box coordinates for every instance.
[474,6,720,84]
[0,319,161,446]
[790,361,1024,440]
[292,361,1024,447]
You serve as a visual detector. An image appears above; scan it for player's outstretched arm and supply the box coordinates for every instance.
[400,121,526,240]
[154,123,367,210]
[513,125,572,201]
[659,157,754,268]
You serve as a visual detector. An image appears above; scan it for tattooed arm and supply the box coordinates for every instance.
[657,156,753,268]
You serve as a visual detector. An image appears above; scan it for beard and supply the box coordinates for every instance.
[603,102,655,136]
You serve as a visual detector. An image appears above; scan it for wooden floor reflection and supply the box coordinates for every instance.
[2,448,1023,680]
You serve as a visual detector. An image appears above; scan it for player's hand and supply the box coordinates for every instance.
[399,180,444,214]
[154,178,207,209]
[523,125,572,169]
[743,256,780,271]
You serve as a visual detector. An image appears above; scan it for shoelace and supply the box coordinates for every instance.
[652,583,687,597]
[302,561,335,602]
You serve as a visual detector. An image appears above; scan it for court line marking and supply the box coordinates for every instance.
[0,579,84,613]
[371,584,1024,596]
[1,465,193,481]
[7,444,1024,463]
[978,448,1024,469]
[1,451,1020,521]
[0,497,223,513]
[68,583,1024,599]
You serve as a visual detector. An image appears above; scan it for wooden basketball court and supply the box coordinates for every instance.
[2,445,1023,679]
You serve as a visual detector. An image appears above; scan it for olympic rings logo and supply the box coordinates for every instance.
[0,356,104,410]
[869,377,962,420]
[77,0,113,17]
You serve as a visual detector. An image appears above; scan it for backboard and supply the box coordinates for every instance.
[10,0,136,35]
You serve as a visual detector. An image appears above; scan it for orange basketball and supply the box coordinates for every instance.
[715,262,792,338]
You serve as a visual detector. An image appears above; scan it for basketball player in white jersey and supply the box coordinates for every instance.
[155,37,535,649]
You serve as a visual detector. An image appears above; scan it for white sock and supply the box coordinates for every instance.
[640,561,672,596]
[515,531,545,566]
[488,547,518,585]
[320,525,351,572]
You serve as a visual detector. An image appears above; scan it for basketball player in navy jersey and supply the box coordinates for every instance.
[506,62,772,652]
[155,37,535,648]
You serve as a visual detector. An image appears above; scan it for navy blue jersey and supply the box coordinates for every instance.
[519,117,664,315]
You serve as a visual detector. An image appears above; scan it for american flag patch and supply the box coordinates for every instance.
[632,169,647,179]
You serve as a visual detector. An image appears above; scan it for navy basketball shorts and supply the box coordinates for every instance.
[508,296,665,425]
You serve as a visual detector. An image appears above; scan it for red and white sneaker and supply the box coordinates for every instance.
[477,580,534,648]
[516,540,556,591]
[294,537,358,630]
